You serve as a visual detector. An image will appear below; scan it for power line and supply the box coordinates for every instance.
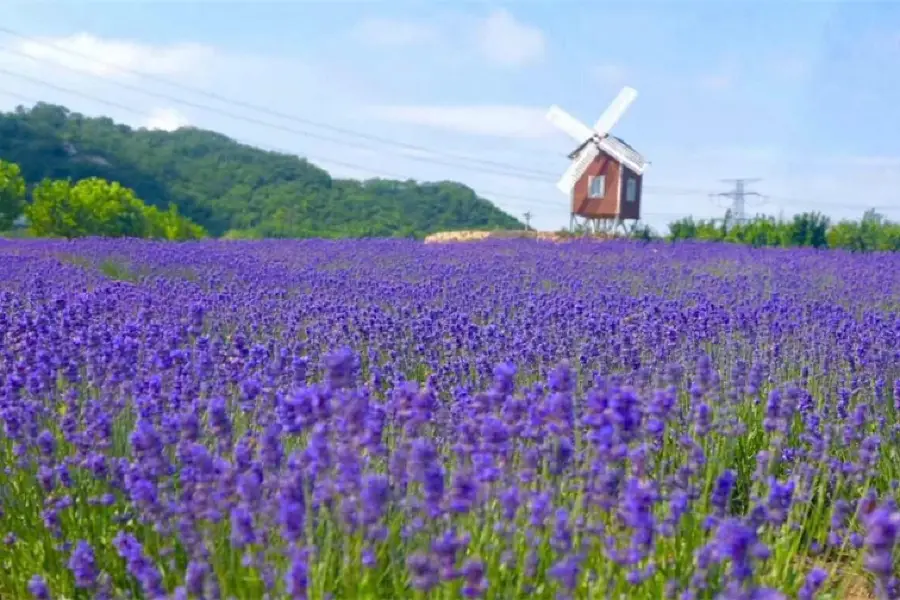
[0,28,753,198]
[0,62,559,184]
[0,36,894,222]
[0,87,556,215]
[0,61,718,202]
[0,85,552,215]
[0,88,720,226]
[1,82,895,224]
[0,29,564,179]
[6,25,900,222]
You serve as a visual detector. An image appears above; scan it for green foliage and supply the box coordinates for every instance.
[144,203,207,241]
[780,211,830,248]
[723,216,783,248]
[27,179,89,239]
[667,214,729,242]
[25,176,205,240]
[98,258,142,281]
[0,159,26,231]
[668,217,699,241]
[826,210,900,252]
[221,228,263,240]
[0,102,523,238]
[667,210,900,252]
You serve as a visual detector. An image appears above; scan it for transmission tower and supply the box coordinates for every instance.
[713,178,763,224]
[523,211,532,230]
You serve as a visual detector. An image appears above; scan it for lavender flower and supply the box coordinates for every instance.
[0,236,897,599]
[68,541,98,588]
[27,575,50,600]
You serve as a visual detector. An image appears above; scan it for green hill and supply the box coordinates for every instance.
[0,102,524,238]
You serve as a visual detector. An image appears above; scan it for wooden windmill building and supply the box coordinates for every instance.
[546,87,648,234]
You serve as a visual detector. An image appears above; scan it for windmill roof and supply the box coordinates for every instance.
[599,135,648,174]
[611,135,640,155]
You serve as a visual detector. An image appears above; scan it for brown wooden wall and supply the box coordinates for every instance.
[571,152,643,220]
[572,154,620,218]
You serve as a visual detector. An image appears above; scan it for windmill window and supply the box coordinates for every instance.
[588,175,606,198]
[625,178,637,202]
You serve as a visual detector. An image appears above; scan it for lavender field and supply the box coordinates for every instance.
[1,238,899,600]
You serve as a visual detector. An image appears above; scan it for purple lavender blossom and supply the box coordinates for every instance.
[27,575,50,600]
[0,237,898,599]
[68,541,98,588]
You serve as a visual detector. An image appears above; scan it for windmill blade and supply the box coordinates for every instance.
[556,144,600,195]
[592,86,638,136]
[546,105,595,144]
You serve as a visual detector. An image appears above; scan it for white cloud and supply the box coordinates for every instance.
[0,30,364,131]
[13,33,215,79]
[142,108,190,131]
[365,105,556,139]
[475,9,545,68]
[350,17,438,47]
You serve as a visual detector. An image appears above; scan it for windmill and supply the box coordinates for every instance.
[546,86,648,234]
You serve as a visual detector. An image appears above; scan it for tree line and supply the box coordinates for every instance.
[665,210,900,251]
[0,103,523,239]
[3,103,898,250]
[0,159,206,240]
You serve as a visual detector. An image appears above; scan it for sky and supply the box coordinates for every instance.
[1,0,900,233]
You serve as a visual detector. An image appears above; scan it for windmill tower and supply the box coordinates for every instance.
[546,86,648,234]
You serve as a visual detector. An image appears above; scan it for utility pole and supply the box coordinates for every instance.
[523,211,532,230]
[713,178,763,225]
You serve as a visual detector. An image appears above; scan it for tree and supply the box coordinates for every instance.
[826,220,865,251]
[668,217,698,241]
[27,179,83,238]
[725,215,782,247]
[781,212,830,248]
[0,159,26,231]
[27,177,147,238]
[144,203,206,241]
[26,176,206,240]
[695,219,726,242]
[77,178,151,237]
[859,209,887,251]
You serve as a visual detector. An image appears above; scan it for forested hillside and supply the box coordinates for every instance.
[0,102,523,238]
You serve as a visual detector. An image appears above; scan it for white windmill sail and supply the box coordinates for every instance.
[556,144,599,194]
[546,105,595,144]
[592,86,638,136]
[546,85,646,196]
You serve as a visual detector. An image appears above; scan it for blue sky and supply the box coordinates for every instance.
[1,0,900,232]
